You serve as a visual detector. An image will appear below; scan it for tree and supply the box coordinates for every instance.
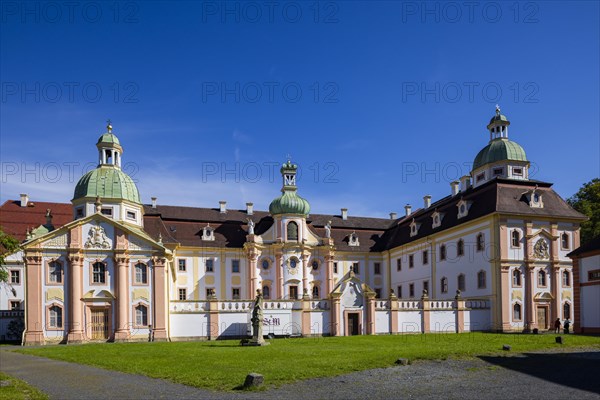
[567,178,600,245]
[0,228,20,282]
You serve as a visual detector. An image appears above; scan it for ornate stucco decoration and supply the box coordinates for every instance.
[533,238,549,260]
[84,223,112,249]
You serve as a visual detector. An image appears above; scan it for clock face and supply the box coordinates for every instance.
[290,259,297,268]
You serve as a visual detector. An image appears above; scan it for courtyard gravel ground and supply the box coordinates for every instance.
[1,346,599,399]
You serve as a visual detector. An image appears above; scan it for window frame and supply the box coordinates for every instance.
[561,232,570,250]
[205,259,214,273]
[91,261,107,285]
[408,254,414,269]
[134,303,149,327]
[47,304,63,330]
[232,287,241,300]
[457,239,464,257]
[373,262,381,275]
[9,269,21,285]
[440,244,447,261]
[440,277,448,293]
[178,288,187,301]
[477,270,486,289]
[409,283,415,298]
[287,221,299,241]
[537,270,547,287]
[512,269,522,287]
[422,250,428,265]
[133,262,148,285]
[511,230,521,248]
[396,258,402,271]
[476,233,485,252]
[47,260,63,285]
[513,302,522,321]
[178,259,187,272]
[457,273,466,292]
[231,259,240,274]
[562,270,570,287]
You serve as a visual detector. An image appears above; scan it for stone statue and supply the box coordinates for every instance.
[249,289,267,345]
[247,218,255,235]
[325,221,331,238]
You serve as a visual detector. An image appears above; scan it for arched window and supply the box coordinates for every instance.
[513,303,522,321]
[135,263,147,284]
[457,239,464,256]
[563,303,571,319]
[262,285,271,299]
[476,233,484,252]
[538,270,547,287]
[561,233,570,250]
[49,305,63,328]
[135,304,148,326]
[440,277,448,293]
[457,274,466,291]
[562,271,570,287]
[512,230,521,247]
[477,270,486,289]
[513,269,522,287]
[92,262,106,284]
[287,221,298,241]
[312,285,320,299]
[440,244,447,261]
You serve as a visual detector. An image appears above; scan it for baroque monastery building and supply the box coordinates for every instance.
[0,108,587,344]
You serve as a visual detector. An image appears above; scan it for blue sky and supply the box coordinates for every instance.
[1,1,599,218]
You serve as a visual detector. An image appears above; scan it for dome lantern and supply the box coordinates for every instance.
[268,159,310,216]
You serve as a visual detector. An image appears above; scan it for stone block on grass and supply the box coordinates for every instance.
[502,345,511,351]
[395,358,410,366]
[244,373,264,388]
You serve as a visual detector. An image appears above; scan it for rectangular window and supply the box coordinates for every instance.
[101,208,113,216]
[75,207,84,218]
[409,283,415,298]
[397,258,402,271]
[423,280,429,294]
[178,288,187,301]
[352,262,360,274]
[205,259,214,273]
[493,167,503,176]
[232,288,240,299]
[135,264,147,284]
[478,271,486,289]
[397,285,402,299]
[135,305,148,326]
[49,262,62,283]
[206,288,214,298]
[333,262,338,274]
[10,301,20,310]
[92,263,106,284]
[231,259,240,273]
[289,285,298,300]
[374,288,382,298]
[49,306,63,328]
[409,254,414,268]
[178,259,186,272]
[422,251,428,265]
[374,262,381,275]
[513,167,523,176]
[476,172,485,183]
[126,211,136,220]
[10,270,20,284]
[588,270,600,281]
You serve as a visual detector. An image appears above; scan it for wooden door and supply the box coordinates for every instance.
[347,313,359,335]
[537,306,547,330]
[91,309,109,340]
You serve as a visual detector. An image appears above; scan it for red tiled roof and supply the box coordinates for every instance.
[0,200,72,241]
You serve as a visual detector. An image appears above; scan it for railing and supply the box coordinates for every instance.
[465,300,490,309]
[398,301,422,310]
[170,302,208,312]
[375,300,389,310]
[430,300,456,310]
[311,300,330,310]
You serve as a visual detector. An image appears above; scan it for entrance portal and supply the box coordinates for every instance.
[90,308,109,340]
[347,312,360,335]
[537,306,548,330]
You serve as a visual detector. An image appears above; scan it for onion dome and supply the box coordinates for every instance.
[269,160,311,216]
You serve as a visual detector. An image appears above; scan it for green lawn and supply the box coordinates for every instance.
[0,372,48,400]
[16,333,600,391]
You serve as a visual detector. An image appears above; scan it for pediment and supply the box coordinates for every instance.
[534,292,554,301]
[82,289,115,301]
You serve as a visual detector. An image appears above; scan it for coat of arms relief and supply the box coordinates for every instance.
[84,223,112,249]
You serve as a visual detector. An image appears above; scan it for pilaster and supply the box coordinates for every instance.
[67,252,84,343]
[151,256,168,341]
[23,252,44,345]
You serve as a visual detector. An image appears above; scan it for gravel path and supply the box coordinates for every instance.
[1,347,599,399]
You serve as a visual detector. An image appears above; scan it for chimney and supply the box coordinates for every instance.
[246,202,254,215]
[151,197,157,209]
[219,200,227,213]
[460,175,471,191]
[389,212,397,220]
[404,204,412,217]
[423,195,431,209]
[451,181,460,196]
[20,193,29,207]
[341,208,348,221]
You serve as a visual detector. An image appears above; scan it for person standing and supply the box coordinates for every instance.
[563,318,571,334]
[554,318,561,334]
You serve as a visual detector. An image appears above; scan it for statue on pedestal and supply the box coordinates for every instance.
[248,289,268,346]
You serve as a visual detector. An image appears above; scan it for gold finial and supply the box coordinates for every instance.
[106,119,112,133]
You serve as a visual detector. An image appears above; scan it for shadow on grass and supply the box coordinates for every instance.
[479,351,600,395]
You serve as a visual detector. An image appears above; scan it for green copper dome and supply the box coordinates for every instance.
[269,191,311,216]
[97,133,121,146]
[473,138,528,170]
[73,166,141,203]
[488,113,509,125]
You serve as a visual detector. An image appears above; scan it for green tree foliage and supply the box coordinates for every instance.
[0,228,20,282]
[567,178,600,245]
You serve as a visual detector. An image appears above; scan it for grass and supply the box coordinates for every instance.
[0,372,48,400]
[15,333,600,391]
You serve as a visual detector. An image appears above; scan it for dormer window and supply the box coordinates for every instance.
[75,207,84,219]
[561,233,570,250]
[287,221,299,241]
[348,231,360,247]
[476,172,485,183]
[101,208,113,217]
[202,224,215,241]
[513,167,523,176]
[456,199,472,219]
[493,167,503,176]
[431,211,444,229]
[126,211,136,220]
[409,219,421,237]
